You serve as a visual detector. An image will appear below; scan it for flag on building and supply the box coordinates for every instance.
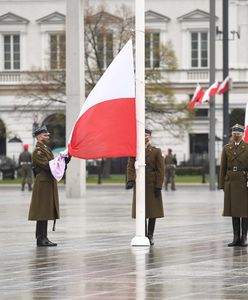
[200,81,221,103]
[68,39,136,159]
[188,83,204,110]
[244,102,248,143]
[217,76,231,95]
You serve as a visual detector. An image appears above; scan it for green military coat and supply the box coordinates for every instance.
[28,142,59,221]
[127,144,165,219]
[219,140,248,217]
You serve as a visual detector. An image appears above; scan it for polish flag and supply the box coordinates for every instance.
[68,40,136,159]
[244,102,248,143]
[200,81,221,103]
[188,83,204,110]
[217,76,230,95]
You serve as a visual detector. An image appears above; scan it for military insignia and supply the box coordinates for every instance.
[37,150,41,155]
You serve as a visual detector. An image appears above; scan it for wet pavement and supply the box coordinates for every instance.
[0,184,248,299]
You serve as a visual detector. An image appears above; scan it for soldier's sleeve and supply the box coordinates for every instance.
[127,157,136,182]
[155,148,165,188]
[218,146,227,189]
[33,149,50,171]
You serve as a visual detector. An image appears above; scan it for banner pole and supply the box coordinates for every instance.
[131,0,150,246]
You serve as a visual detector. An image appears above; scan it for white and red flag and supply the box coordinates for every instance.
[244,102,248,143]
[200,81,221,103]
[188,83,204,110]
[68,40,136,159]
[217,76,230,95]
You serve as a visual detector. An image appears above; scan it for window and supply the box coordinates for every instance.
[194,108,208,117]
[189,133,209,165]
[190,133,208,154]
[145,32,160,68]
[191,32,208,68]
[4,34,20,70]
[97,32,113,69]
[50,33,65,69]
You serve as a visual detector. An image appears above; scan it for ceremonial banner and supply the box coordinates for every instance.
[217,76,230,95]
[244,102,248,143]
[188,84,204,110]
[201,81,220,103]
[68,40,136,159]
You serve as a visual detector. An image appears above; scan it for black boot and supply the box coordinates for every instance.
[28,184,32,191]
[36,221,57,247]
[228,217,241,247]
[148,218,156,246]
[37,236,57,247]
[145,219,148,237]
[240,218,248,247]
[21,184,25,191]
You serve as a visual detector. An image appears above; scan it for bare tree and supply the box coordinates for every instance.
[20,4,189,132]
[18,3,192,176]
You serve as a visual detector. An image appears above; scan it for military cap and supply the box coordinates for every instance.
[232,123,244,134]
[33,126,50,137]
[145,129,152,136]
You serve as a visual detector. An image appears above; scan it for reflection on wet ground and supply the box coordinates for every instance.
[0,185,248,299]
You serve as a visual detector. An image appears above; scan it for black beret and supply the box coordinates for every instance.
[33,126,50,137]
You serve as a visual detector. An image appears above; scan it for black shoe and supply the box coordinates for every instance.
[228,237,240,247]
[148,235,154,246]
[37,237,57,247]
[240,236,247,247]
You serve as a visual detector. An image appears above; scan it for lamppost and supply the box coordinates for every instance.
[223,0,229,146]
[215,0,240,145]
[209,0,216,190]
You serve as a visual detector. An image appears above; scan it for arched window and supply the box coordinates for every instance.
[42,113,65,150]
[0,119,6,155]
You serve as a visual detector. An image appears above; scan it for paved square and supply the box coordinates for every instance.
[0,184,248,299]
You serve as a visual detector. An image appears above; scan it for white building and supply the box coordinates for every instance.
[0,0,247,165]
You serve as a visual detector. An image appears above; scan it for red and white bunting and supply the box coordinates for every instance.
[188,84,204,110]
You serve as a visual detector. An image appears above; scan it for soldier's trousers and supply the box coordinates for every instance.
[21,165,32,185]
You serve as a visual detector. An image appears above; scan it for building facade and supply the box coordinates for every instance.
[0,0,248,165]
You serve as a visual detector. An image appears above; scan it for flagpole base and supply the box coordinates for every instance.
[131,236,150,246]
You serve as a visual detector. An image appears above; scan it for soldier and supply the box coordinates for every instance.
[28,126,62,247]
[164,148,177,191]
[18,144,32,191]
[219,124,248,247]
[126,129,164,245]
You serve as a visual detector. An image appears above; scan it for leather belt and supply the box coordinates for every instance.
[228,166,247,172]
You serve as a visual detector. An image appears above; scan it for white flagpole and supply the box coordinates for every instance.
[131,0,150,246]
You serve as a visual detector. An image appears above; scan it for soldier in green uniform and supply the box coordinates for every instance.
[219,124,248,247]
[18,144,32,191]
[164,148,177,191]
[126,129,165,245]
[28,126,59,247]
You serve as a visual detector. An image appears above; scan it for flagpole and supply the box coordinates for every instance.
[131,0,150,246]
[66,0,86,197]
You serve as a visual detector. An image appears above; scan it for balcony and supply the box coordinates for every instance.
[0,70,65,85]
[0,68,248,86]
[155,68,248,84]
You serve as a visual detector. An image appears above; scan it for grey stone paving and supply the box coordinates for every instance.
[0,184,248,299]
